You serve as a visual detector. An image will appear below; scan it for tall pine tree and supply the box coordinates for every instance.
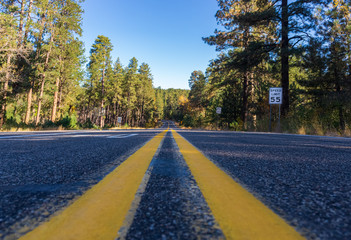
[87,35,113,128]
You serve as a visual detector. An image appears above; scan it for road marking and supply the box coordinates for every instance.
[0,132,79,139]
[19,130,168,240]
[0,133,139,139]
[108,133,139,139]
[117,131,167,239]
[171,129,304,240]
[71,134,111,138]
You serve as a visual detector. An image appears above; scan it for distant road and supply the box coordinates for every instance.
[1,122,350,239]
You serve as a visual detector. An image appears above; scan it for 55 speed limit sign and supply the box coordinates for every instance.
[269,87,283,104]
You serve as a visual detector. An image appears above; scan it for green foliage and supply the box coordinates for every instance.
[0,0,85,129]
[180,0,351,136]
[1,0,350,136]
[57,113,78,129]
[155,88,189,121]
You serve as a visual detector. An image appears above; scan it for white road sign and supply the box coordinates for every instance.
[216,107,222,114]
[117,117,122,124]
[269,87,283,104]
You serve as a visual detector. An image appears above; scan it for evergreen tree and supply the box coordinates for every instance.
[205,0,324,118]
[188,70,206,110]
[122,57,138,126]
[137,63,155,126]
[155,87,164,120]
[300,0,351,133]
[87,35,113,128]
[51,0,84,122]
[105,58,123,126]
[0,8,18,127]
[204,0,275,127]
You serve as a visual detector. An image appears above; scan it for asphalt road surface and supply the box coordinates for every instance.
[0,122,351,239]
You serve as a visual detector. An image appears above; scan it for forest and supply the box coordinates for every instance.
[0,0,189,130]
[184,0,351,135]
[0,0,350,135]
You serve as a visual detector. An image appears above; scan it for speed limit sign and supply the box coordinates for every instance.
[269,87,282,104]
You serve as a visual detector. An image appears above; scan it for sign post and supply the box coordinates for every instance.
[216,107,222,130]
[117,117,122,128]
[269,87,283,132]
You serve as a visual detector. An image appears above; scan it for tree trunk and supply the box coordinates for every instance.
[113,101,117,126]
[36,28,54,125]
[0,54,11,127]
[18,0,26,46]
[334,54,345,133]
[141,101,145,127]
[127,94,131,126]
[58,80,63,118]
[51,77,60,122]
[106,105,110,125]
[250,72,256,129]
[25,8,45,124]
[131,111,135,127]
[35,76,45,125]
[241,28,249,128]
[23,0,33,41]
[281,0,289,116]
[52,54,63,122]
[100,68,106,128]
[241,72,249,128]
[25,86,33,124]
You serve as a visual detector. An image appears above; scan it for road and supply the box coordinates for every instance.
[0,122,350,239]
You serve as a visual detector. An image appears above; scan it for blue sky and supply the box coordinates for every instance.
[81,0,219,90]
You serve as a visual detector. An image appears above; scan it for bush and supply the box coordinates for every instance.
[145,122,156,128]
[42,120,57,129]
[2,117,36,131]
[182,114,196,127]
[229,121,239,131]
[57,113,79,129]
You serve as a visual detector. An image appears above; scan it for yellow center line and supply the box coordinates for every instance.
[172,129,304,240]
[20,129,168,240]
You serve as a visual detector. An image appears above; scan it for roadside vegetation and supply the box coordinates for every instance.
[0,0,350,136]
[0,0,189,131]
[182,0,351,136]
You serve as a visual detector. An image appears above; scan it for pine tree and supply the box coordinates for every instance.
[322,0,351,132]
[204,0,275,127]
[0,7,18,127]
[188,70,206,110]
[87,35,113,128]
[155,87,164,120]
[137,63,154,126]
[51,0,84,122]
[205,0,324,118]
[122,57,138,126]
[105,58,123,126]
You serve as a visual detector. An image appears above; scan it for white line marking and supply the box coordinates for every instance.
[108,134,139,139]
[71,135,111,138]
[0,132,79,139]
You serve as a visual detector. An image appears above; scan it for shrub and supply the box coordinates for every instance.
[57,113,79,129]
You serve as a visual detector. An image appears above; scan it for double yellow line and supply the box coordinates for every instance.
[20,129,303,240]
[172,130,303,240]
